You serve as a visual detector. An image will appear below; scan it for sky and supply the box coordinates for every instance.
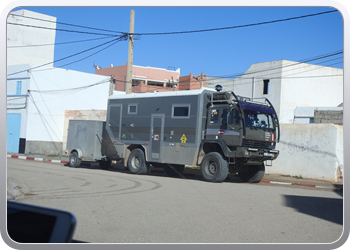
[8,6,344,78]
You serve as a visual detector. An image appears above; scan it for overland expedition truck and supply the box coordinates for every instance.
[66,85,280,183]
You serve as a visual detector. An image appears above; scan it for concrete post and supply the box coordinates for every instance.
[201,72,204,88]
[125,10,135,94]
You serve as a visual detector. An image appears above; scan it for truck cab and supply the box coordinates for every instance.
[200,85,279,183]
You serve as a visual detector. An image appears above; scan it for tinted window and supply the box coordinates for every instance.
[173,105,190,118]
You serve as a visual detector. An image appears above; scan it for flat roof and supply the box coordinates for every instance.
[109,88,215,100]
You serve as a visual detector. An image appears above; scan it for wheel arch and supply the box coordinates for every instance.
[124,144,147,166]
[197,140,229,165]
[69,148,84,159]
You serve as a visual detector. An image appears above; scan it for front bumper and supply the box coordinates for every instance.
[234,147,279,161]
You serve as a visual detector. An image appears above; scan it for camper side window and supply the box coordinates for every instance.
[172,104,190,118]
[128,104,138,114]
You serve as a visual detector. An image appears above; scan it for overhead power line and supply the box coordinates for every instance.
[7,9,340,79]
[7,22,121,37]
[29,77,110,94]
[7,36,114,48]
[208,51,343,79]
[8,10,337,37]
[134,10,338,36]
[9,13,125,35]
[7,35,128,76]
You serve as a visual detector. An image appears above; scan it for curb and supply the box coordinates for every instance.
[7,154,69,165]
[7,154,343,191]
[260,180,343,191]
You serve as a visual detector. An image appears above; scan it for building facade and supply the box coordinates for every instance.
[7,9,56,67]
[233,60,343,124]
[7,65,110,155]
[95,63,207,92]
[6,9,113,155]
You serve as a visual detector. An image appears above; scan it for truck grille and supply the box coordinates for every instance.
[242,139,270,149]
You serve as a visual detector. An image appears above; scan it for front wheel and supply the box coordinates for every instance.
[200,152,229,183]
[239,163,265,183]
[127,148,148,174]
[69,152,81,168]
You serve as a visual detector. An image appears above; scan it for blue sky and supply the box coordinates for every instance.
[11,6,343,78]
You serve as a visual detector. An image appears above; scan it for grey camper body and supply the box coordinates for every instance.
[106,88,214,167]
[66,87,280,183]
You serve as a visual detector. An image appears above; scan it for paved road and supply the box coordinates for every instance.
[7,158,343,244]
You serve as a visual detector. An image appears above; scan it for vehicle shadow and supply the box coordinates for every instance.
[282,195,343,225]
[69,163,248,183]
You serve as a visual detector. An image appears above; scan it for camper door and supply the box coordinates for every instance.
[150,114,165,162]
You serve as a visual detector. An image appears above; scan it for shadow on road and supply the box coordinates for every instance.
[64,162,344,195]
[282,195,343,225]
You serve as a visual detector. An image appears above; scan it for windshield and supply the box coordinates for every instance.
[244,111,275,129]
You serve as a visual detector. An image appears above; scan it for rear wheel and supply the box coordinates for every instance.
[69,152,81,168]
[200,152,229,183]
[239,163,265,183]
[127,148,148,174]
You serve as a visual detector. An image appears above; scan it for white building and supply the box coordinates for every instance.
[7,9,56,67]
[7,65,111,155]
[6,9,114,155]
[233,60,343,124]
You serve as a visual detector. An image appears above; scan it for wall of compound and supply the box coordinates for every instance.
[266,124,343,182]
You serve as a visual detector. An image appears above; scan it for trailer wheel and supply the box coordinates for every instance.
[127,148,148,174]
[99,158,111,170]
[200,152,229,183]
[69,152,81,168]
[239,163,265,183]
[163,164,185,177]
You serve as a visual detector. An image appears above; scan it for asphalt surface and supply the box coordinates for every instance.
[6,156,344,244]
[7,152,343,200]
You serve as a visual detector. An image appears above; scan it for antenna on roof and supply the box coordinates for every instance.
[93,63,102,69]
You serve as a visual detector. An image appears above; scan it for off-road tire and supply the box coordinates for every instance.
[69,152,81,168]
[239,163,265,183]
[200,152,229,183]
[127,148,148,174]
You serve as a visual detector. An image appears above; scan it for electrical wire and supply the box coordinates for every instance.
[28,92,62,154]
[237,57,343,81]
[9,13,126,35]
[208,51,343,79]
[7,10,339,78]
[8,10,337,38]
[134,10,338,36]
[7,22,122,37]
[7,36,114,48]
[30,73,62,138]
[7,35,127,76]
[29,77,110,94]
[32,37,126,72]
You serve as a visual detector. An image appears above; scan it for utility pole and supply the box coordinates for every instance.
[201,72,204,88]
[109,75,115,96]
[251,77,255,100]
[125,10,135,94]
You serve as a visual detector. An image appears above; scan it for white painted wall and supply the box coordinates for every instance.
[266,124,343,181]
[233,60,343,124]
[7,64,31,138]
[279,61,343,123]
[26,67,111,143]
[234,60,284,120]
[7,9,56,67]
